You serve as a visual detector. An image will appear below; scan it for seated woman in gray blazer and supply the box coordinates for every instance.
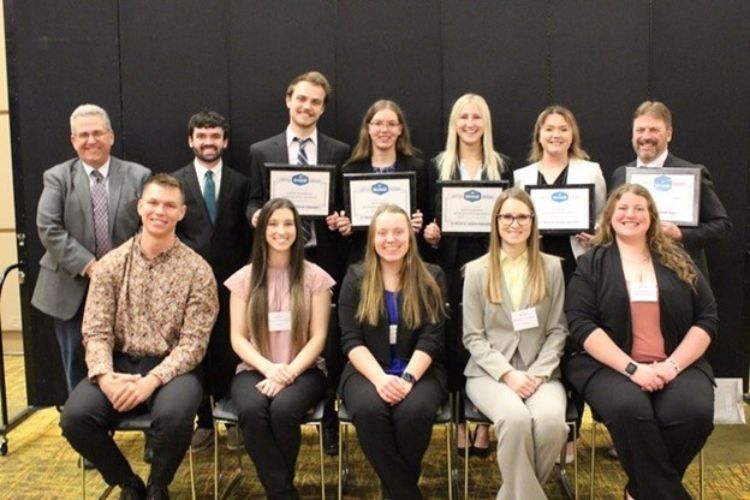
[513,105,606,282]
[339,203,447,500]
[463,188,568,500]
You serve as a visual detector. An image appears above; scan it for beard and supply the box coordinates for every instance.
[193,145,224,163]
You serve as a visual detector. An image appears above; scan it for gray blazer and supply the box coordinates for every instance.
[31,156,151,320]
[462,253,568,381]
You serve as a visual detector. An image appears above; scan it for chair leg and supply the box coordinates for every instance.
[81,456,86,500]
[573,424,578,500]
[699,448,704,500]
[213,421,220,500]
[337,422,344,500]
[464,421,470,500]
[445,421,453,500]
[188,445,196,500]
[317,423,325,500]
[590,421,596,500]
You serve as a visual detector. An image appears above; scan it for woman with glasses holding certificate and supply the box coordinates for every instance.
[463,188,568,500]
[423,93,512,456]
[513,105,606,283]
[335,100,429,268]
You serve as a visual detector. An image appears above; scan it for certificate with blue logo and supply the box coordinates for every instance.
[267,164,336,217]
[437,181,508,235]
[344,172,416,229]
[625,167,700,226]
[526,184,595,234]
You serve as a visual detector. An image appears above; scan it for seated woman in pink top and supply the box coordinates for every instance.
[226,197,335,500]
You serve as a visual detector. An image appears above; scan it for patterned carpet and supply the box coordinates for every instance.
[1,354,749,499]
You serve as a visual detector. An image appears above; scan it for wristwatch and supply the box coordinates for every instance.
[625,362,638,377]
[401,372,417,384]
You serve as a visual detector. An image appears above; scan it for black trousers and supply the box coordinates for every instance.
[584,365,713,499]
[60,355,202,488]
[342,371,444,500]
[231,368,327,500]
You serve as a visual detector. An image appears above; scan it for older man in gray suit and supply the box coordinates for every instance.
[32,104,150,393]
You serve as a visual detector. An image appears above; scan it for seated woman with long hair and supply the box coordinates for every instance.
[463,188,568,500]
[335,99,429,267]
[226,198,335,499]
[565,184,717,500]
[338,203,447,500]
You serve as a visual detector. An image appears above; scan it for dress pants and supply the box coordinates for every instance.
[584,366,713,499]
[60,356,202,488]
[342,371,444,500]
[466,375,567,500]
[53,311,87,394]
[231,368,327,500]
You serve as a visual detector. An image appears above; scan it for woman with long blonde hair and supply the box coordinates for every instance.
[226,198,335,499]
[338,204,446,499]
[463,188,568,500]
[423,93,512,456]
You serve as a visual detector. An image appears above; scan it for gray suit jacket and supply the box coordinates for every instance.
[462,253,568,381]
[32,156,151,320]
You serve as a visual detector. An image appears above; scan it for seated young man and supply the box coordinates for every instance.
[60,173,218,500]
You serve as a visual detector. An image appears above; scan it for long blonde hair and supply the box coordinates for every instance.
[435,93,507,181]
[356,204,445,328]
[592,184,697,288]
[484,188,549,305]
[247,198,306,357]
[527,105,590,162]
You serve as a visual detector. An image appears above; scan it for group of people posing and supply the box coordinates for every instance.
[35,69,731,500]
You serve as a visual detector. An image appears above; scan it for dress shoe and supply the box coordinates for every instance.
[190,427,214,452]
[323,426,339,456]
[119,474,146,500]
[145,483,169,500]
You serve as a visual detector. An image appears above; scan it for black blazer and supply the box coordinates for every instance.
[610,153,732,279]
[341,154,430,267]
[338,263,447,393]
[173,163,254,283]
[563,242,718,393]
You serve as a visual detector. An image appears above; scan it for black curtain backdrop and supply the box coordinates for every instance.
[5,0,748,406]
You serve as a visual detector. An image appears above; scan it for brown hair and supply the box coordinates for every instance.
[346,99,420,165]
[142,173,185,203]
[633,100,672,128]
[286,71,332,104]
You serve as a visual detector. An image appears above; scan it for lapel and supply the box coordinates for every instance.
[183,164,212,225]
[662,153,676,169]
[72,160,95,235]
[317,134,329,164]
[107,157,123,234]
[272,132,288,163]
[215,166,234,222]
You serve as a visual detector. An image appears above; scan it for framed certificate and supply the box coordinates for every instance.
[625,167,701,226]
[436,181,508,235]
[343,172,416,229]
[267,164,336,217]
[526,184,595,234]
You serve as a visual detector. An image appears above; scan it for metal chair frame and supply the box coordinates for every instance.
[211,396,326,499]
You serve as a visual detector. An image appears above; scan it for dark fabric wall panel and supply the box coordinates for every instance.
[118,0,230,173]
[441,0,549,167]
[550,0,650,174]
[334,0,443,160]
[228,0,338,175]
[651,0,750,379]
[6,0,121,405]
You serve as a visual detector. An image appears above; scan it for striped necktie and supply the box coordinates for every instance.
[295,137,316,247]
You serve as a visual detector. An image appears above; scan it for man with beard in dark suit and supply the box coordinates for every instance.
[173,110,253,452]
[248,71,350,455]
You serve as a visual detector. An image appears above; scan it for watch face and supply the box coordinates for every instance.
[402,372,416,384]
[625,362,638,375]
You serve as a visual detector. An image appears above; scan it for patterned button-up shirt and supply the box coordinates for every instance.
[82,235,218,384]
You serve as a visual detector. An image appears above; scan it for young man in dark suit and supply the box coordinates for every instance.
[173,110,254,452]
[610,100,732,281]
[248,71,350,454]
[32,104,150,394]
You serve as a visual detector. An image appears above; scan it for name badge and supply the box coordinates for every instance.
[389,324,397,345]
[629,282,658,302]
[268,311,292,331]
[511,307,539,331]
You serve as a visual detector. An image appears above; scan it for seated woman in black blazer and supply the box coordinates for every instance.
[338,203,447,500]
[335,99,429,267]
[565,184,717,500]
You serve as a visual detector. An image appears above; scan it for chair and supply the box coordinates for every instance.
[80,409,196,499]
[211,397,326,499]
[463,393,579,500]
[336,396,455,500]
[589,411,704,499]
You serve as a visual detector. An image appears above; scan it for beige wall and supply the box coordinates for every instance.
[0,0,23,335]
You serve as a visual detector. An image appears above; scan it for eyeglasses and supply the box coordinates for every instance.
[369,121,401,129]
[497,213,534,226]
[73,129,109,141]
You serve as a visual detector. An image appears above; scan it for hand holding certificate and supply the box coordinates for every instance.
[526,184,594,234]
[267,164,336,217]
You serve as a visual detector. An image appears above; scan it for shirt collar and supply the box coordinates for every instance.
[286,126,318,148]
[500,249,528,265]
[637,148,669,169]
[132,232,182,263]
[81,158,111,179]
[193,158,223,179]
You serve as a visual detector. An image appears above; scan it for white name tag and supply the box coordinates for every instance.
[389,324,397,345]
[511,307,539,331]
[268,311,292,331]
[629,282,658,302]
